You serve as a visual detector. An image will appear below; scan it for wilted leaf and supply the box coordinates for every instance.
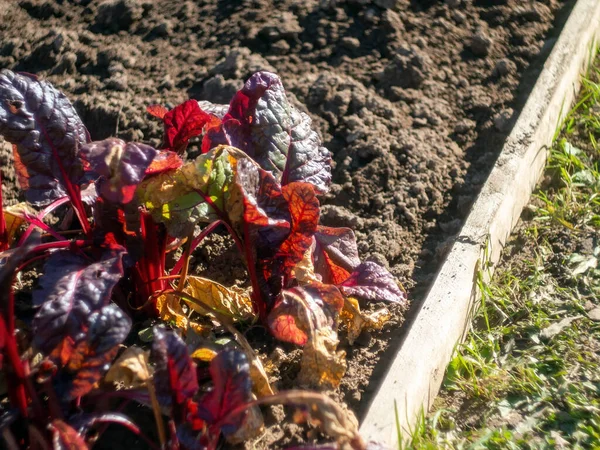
[80,138,159,204]
[341,297,391,345]
[105,346,150,389]
[338,262,406,304]
[197,349,254,436]
[191,347,217,362]
[163,100,212,154]
[220,72,331,193]
[151,326,198,407]
[32,248,131,399]
[49,419,88,450]
[2,203,31,246]
[268,284,345,388]
[0,70,88,205]
[184,276,254,322]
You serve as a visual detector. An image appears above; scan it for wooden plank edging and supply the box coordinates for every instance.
[359,0,600,445]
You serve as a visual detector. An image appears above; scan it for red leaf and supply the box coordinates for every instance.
[236,161,319,309]
[197,349,252,436]
[163,100,212,154]
[147,104,169,119]
[151,326,199,408]
[145,150,183,175]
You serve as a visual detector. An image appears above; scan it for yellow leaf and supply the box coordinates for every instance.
[3,203,32,246]
[155,293,210,335]
[341,297,390,345]
[137,145,250,237]
[184,276,255,322]
[297,327,346,389]
[293,247,321,284]
[105,347,150,389]
[250,358,275,397]
[190,348,217,362]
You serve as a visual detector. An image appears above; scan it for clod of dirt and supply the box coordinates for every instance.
[94,0,145,33]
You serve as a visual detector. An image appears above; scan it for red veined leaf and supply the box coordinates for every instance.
[221,71,332,193]
[151,325,199,408]
[0,70,89,206]
[196,348,253,437]
[80,138,159,204]
[147,104,168,120]
[49,419,89,450]
[145,150,183,175]
[32,248,131,399]
[236,160,319,308]
[338,261,407,304]
[163,99,212,154]
[313,226,361,285]
[268,283,346,388]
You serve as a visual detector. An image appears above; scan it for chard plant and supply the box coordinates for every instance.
[0,69,406,449]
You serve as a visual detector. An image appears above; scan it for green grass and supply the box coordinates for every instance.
[405,52,600,449]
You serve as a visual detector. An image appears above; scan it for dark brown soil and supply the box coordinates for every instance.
[0,0,575,447]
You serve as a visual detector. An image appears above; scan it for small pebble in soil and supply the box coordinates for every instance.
[470,31,493,57]
[494,58,517,77]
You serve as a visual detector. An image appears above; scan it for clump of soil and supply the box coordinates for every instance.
[0,0,573,447]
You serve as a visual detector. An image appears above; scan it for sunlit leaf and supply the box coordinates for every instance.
[338,262,407,304]
[341,297,391,345]
[220,72,332,193]
[184,276,254,322]
[105,346,151,389]
[163,100,212,154]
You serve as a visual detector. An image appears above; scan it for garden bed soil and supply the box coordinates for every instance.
[0,0,574,447]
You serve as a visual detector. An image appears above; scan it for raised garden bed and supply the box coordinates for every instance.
[0,0,588,448]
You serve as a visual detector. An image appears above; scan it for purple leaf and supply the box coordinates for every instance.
[151,326,199,407]
[0,70,88,205]
[80,138,159,204]
[197,348,252,436]
[338,262,407,304]
[222,71,331,193]
[313,226,361,285]
[31,247,130,398]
